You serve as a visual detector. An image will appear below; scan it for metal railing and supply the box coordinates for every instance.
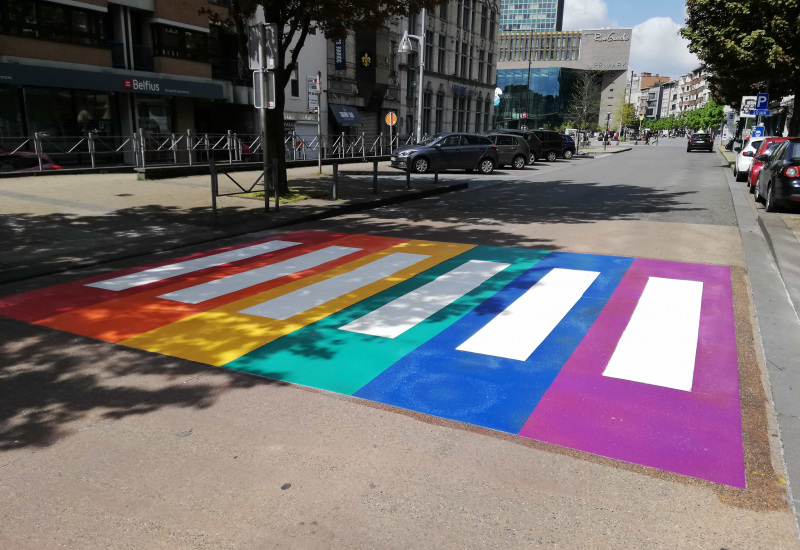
[0,129,421,172]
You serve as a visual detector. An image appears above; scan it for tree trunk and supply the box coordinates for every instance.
[265,80,289,195]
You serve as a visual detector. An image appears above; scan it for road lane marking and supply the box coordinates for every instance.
[87,240,300,290]
[240,253,430,320]
[456,268,600,361]
[602,276,703,391]
[339,260,510,338]
[158,246,362,304]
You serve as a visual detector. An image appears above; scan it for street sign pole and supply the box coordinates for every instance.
[258,24,269,211]
[317,71,322,174]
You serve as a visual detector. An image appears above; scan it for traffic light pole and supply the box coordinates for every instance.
[258,24,269,212]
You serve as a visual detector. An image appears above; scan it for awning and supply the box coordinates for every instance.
[329,104,363,126]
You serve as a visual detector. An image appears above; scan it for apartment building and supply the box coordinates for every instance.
[0,0,260,149]
[678,67,711,112]
[322,0,500,141]
[627,72,670,119]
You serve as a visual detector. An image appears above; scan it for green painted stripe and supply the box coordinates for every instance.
[223,246,550,395]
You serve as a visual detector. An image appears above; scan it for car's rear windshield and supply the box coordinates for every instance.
[694,134,711,139]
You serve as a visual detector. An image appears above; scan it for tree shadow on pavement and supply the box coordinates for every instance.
[0,317,297,457]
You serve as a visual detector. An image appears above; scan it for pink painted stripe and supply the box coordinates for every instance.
[518,259,744,488]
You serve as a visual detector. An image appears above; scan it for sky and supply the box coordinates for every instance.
[562,0,700,80]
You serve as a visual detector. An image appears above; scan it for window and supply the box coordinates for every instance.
[475,97,482,133]
[425,31,434,69]
[462,0,470,30]
[1,0,107,47]
[423,91,432,135]
[486,53,493,82]
[439,2,447,19]
[437,35,446,73]
[290,66,299,98]
[478,50,485,82]
[435,92,445,133]
[465,96,472,131]
[457,96,466,131]
[406,53,417,99]
[483,98,489,130]
[153,24,209,62]
[460,42,468,78]
[480,4,488,37]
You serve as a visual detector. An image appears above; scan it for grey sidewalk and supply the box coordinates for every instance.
[0,162,466,285]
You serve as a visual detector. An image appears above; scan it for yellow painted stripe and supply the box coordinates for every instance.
[120,240,473,366]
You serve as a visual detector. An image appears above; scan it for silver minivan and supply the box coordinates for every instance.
[487,133,530,169]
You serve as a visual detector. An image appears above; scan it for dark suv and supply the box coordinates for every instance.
[490,129,542,163]
[486,133,530,169]
[390,133,499,174]
[531,130,564,162]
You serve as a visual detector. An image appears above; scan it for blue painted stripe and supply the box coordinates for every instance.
[353,251,634,434]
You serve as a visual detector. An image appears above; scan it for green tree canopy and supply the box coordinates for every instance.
[681,0,799,135]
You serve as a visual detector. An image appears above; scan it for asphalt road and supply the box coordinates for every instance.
[1,141,798,549]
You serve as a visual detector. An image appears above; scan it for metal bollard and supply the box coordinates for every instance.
[171,133,177,165]
[273,164,280,212]
[227,130,233,164]
[34,132,43,171]
[210,157,218,226]
[332,163,339,200]
[187,129,193,166]
[88,132,96,169]
[204,133,210,164]
[372,160,378,194]
[139,128,146,168]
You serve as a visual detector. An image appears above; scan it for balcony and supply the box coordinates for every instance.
[107,42,154,71]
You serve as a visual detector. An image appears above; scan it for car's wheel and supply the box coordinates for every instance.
[412,157,429,173]
[765,184,779,212]
[563,150,573,160]
[735,168,747,182]
[754,182,763,203]
[529,154,536,164]
[479,158,495,174]
[687,148,691,152]
[512,155,526,169]
[546,151,557,162]
[747,178,754,191]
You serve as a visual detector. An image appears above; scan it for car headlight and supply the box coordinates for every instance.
[397,149,417,157]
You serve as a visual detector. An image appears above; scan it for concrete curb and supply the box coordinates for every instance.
[0,181,468,286]
[720,146,800,537]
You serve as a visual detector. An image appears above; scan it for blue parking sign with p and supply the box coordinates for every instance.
[756,94,769,109]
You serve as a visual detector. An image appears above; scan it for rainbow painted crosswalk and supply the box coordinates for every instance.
[0,230,744,488]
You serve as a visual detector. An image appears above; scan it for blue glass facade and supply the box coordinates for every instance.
[499,0,564,32]
[495,67,586,130]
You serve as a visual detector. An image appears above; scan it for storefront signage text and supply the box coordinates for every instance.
[123,78,161,92]
[594,62,628,69]
[585,31,630,43]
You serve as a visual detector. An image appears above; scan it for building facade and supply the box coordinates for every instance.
[0,0,257,159]
[499,0,564,32]
[321,0,501,143]
[496,28,632,129]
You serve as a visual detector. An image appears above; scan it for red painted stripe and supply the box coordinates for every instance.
[0,231,344,323]
[36,233,407,342]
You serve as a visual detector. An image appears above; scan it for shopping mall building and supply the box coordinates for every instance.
[495,28,632,129]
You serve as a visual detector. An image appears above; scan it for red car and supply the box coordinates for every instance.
[747,137,794,191]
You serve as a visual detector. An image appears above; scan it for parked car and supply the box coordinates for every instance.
[559,134,576,159]
[531,129,564,162]
[489,129,542,163]
[747,137,793,191]
[686,133,714,152]
[0,152,61,172]
[733,136,764,182]
[390,133,498,174]
[486,133,529,169]
[753,138,800,212]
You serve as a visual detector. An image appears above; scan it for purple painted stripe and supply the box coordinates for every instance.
[518,259,744,488]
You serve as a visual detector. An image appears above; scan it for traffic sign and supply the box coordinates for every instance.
[749,109,771,116]
[248,24,277,70]
[751,126,765,138]
[385,112,397,126]
[740,96,757,118]
[253,71,276,109]
[755,93,769,109]
[522,112,527,119]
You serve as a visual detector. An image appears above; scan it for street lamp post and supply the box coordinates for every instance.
[604,111,611,152]
[398,8,426,144]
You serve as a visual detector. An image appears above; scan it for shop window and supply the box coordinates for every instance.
[137,97,172,135]
[435,92,444,133]
[153,24,209,62]
[0,0,107,47]
[0,86,24,137]
[22,87,119,137]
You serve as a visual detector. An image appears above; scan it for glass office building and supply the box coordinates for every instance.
[499,0,564,32]
[495,67,586,129]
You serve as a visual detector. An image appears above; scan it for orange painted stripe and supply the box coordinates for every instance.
[0,230,340,323]
[37,233,407,342]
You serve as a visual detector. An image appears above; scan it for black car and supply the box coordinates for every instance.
[560,134,576,159]
[390,133,499,174]
[531,130,564,162]
[754,138,800,212]
[687,133,714,152]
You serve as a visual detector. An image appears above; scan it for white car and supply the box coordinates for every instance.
[733,137,765,182]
